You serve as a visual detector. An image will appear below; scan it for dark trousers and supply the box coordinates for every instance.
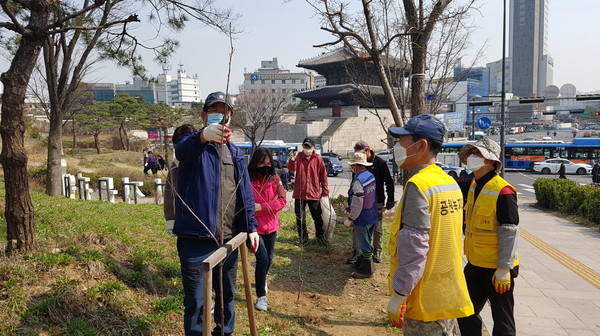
[177,237,238,336]
[144,162,158,175]
[294,199,324,240]
[255,231,277,297]
[458,263,517,336]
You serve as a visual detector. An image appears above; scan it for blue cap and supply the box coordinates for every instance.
[388,114,446,142]
[203,91,233,112]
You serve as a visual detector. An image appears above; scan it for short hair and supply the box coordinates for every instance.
[172,124,197,146]
[411,134,442,156]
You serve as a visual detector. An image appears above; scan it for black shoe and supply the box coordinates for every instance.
[346,250,360,264]
[316,237,330,247]
[373,249,382,263]
[298,237,309,246]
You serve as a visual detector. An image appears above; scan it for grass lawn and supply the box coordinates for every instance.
[0,185,401,336]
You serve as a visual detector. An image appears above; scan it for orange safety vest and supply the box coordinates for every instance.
[388,164,474,321]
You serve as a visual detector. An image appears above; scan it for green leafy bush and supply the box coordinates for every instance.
[534,177,600,224]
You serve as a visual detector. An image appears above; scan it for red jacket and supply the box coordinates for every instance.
[286,152,329,200]
[251,175,287,235]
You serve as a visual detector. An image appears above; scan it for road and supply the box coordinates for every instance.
[324,168,594,202]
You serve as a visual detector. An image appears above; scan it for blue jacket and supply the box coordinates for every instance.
[173,131,258,237]
[348,170,379,226]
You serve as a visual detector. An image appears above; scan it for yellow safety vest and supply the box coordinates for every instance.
[388,164,474,321]
[464,175,519,269]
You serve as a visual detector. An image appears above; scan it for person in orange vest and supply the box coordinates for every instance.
[457,139,519,336]
[386,114,473,335]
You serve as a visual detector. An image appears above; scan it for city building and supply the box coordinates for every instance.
[251,48,410,154]
[90,77,156,103]
[239,58,315,106]
[89,64,200,107]
[156,64,201,107]
[487,58,512,95]
[509,0,553,97]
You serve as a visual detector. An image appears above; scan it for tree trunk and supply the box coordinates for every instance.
[45,114,63,196]
[162,126,170,167]
[94,132,101,154]
[373,58,404,126]
[119,122,126,150]
[72,117,77,150]
[0,4,50,254]
[410,35,427,117]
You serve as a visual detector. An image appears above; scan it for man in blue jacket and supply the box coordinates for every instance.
[174,91,259,336]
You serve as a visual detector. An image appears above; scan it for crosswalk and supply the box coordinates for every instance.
[517,184,535,195]
[517,182,588,196]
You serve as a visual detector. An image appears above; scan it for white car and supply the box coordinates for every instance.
[532,158,592,175]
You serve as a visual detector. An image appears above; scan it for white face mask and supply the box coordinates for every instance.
[466,155,486,172]
[393,141,418,167]
[303,149,314,156]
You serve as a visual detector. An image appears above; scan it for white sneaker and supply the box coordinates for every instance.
[255,296,268,311]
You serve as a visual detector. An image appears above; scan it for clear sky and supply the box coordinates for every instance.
[62,0,600,97]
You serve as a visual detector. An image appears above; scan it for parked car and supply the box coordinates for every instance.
[375,150,393,163]
[321,152,342,160]
[435,162,467,179]
[322,156,344,176]
[532,158,592,175]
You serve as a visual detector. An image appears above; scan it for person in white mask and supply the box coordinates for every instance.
[386,114,473,335]
[286,137,330,246]
[457,139,519,336]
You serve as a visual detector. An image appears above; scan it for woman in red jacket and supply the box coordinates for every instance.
[248,148,287,312]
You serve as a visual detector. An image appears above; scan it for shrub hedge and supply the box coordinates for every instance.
[533,178,600,224]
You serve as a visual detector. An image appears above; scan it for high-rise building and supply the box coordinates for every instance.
[157,64,201,107]
[509,0,553,97]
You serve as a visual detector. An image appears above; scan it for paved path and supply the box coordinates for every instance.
[480,198,600,335]
[284,176,600,334]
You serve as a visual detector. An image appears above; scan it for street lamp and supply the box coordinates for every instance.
[500,0,507,177]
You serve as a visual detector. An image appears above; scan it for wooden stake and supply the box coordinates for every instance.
[240,242,258,336]
[201,233,257,336]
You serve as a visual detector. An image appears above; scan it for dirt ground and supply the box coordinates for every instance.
[236,240,402,336]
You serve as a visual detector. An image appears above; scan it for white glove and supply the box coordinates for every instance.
[343,219,353,228]
[165,220,175,236]
[202,123,229,143]
[248,232,260,253]
[387,291,407,328]
[492,267,511,294]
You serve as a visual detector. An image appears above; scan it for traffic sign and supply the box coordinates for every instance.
[477,117,492,130]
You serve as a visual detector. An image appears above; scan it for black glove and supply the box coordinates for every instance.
[386,201,395,210]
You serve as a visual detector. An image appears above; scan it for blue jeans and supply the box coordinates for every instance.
[255,231,277,297]
[353,224,375,255]
[177,237,238,336]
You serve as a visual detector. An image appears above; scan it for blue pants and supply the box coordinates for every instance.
[177,237,238,336]
[353,223,375,255]
[254,231,277,297]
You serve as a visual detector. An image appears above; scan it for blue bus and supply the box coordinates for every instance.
[441,138,600,171]
[236,141,296,167]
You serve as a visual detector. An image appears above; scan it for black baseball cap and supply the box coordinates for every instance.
[302,137,315,147]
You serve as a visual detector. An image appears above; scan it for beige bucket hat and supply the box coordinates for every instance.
[458,139,502,172]
[347,152,373,166]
